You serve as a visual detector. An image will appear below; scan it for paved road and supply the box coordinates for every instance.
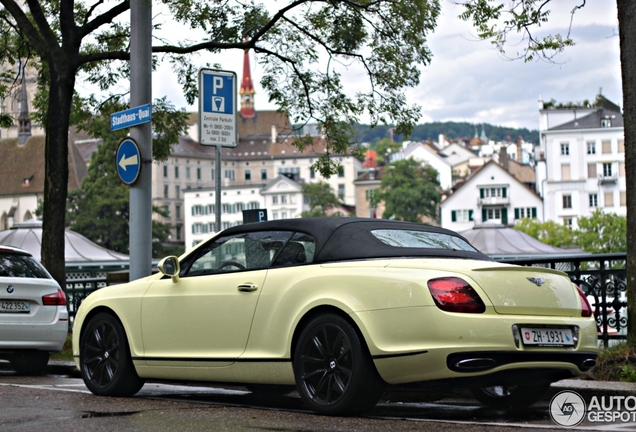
[1,363,635,431]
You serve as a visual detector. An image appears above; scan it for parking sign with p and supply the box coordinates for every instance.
[198,69,238,147]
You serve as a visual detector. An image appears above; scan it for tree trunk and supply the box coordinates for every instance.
[617,1,636,346]
[41,64,76,292]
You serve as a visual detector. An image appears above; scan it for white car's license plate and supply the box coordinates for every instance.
[520,327,574,346]
[0,301,30,313]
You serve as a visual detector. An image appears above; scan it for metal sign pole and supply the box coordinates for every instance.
[215,146,222,232]
[129,0,152,280]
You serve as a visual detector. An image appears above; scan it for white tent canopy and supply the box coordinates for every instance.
[0,219,128,263]
[459,225,576,257]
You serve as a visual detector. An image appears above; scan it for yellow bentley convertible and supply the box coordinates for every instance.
[73,218,598,415]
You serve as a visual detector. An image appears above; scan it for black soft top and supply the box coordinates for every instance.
[218,217,492,263]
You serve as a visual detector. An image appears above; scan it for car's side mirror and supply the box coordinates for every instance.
[158,256,180,283]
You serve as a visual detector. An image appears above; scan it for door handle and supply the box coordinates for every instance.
[238,284,258,292]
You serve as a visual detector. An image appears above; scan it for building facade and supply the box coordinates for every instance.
[440,161,543,232]
[536,96,625,227]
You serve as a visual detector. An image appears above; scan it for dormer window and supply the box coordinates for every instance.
[601,118,611,128]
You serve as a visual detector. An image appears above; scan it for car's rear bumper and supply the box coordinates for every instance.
[0,321,68,352]
[353,306,599,384]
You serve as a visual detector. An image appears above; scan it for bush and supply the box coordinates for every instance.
[587,343,636,382]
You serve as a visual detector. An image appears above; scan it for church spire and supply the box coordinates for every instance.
[17,61,31,146]
[239,48,255,118]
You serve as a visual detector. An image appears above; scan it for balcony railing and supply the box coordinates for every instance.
[497,253,627,347]
[598,173,618,185]
[478,196,510,206]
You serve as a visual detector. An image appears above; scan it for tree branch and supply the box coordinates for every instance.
[0,0,50,58]
[79,0,130,38]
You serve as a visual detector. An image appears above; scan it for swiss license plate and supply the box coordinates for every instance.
[0,301,30,313]
[520,327,574,346]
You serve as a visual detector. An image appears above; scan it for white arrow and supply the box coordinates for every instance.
[119,153,138,171]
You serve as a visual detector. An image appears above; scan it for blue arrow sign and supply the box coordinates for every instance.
[116,138,141,185]
[111,103,152,131]
[198,69,237,147]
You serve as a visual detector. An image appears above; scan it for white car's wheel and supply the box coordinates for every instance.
[10,351,49,375]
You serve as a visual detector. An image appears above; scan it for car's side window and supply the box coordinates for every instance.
[271,232,315,267]
[181,231,293,277]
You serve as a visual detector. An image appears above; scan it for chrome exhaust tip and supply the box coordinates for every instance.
[454,358,497,371]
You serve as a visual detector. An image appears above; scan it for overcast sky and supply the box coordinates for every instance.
[146,1,621,132]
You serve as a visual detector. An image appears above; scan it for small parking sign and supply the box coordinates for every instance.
[199,69,238,147]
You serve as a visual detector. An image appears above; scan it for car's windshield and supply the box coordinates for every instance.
[371,229,477,252]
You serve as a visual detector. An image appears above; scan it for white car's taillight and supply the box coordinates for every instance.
[42,288,67,306]
[427,277,485,313]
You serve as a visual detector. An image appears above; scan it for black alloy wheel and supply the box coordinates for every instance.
[80,312,145,397]
[293,313,383,415]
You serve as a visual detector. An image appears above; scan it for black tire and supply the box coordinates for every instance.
[293,313,383,415]
[9,350,49,375]
[470,383,549,410]
[80,312,145,397]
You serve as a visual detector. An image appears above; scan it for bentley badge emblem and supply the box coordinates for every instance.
[527,277,545,287]
[6,285,14,294]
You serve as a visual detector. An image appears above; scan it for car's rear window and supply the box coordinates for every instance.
[0,252,51,279]
[371,229,477,252]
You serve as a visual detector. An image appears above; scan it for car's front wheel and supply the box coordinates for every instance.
[80,312,145,397]
[9,350,49,375]
[470,383,550,410]
[293,313,383,415]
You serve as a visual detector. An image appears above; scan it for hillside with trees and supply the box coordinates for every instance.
[354,122,539,145]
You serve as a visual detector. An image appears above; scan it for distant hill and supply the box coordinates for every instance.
[354,122,539,145]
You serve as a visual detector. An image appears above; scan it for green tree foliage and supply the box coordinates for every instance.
[514,218,577,248]
[66,105,181,258]
[373,138,402,165]
[514,211,627,253]
[300,182,343,217]
[372,159,441,223]
[0,0,442,287]
[577,210,627,254]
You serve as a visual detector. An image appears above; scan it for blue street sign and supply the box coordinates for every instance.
[111,103,152,131]
[116,138,141,185]
[198,69,237,147]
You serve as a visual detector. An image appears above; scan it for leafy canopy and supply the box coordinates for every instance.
[300,181,344,217]
[372,158,441,223]
[514,210,627,253]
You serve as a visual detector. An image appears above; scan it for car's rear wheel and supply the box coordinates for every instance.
[80,312,145,397]
[470,383,550,410]
[9,350,49,375]
[293,313,383,415]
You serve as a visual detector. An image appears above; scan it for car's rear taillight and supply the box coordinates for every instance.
[42,288,67,306]
[576,285,593,318]
[427,277,485,313]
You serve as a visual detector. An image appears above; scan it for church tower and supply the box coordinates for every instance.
[239,49,255,118]
[17,64,31,145]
